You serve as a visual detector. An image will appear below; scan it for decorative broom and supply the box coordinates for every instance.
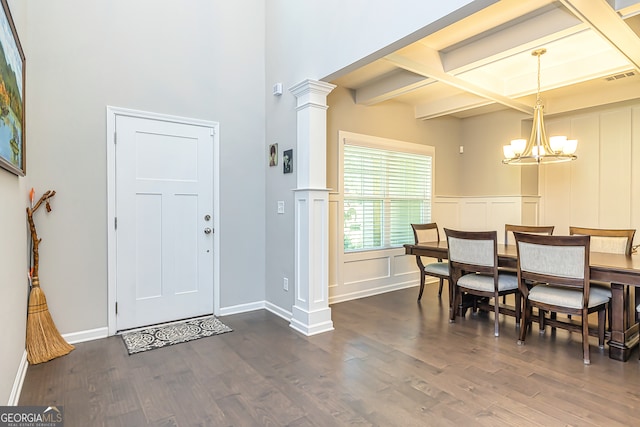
[25,189,74,364]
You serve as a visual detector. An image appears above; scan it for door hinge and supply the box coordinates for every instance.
[114,131,117,144]
[114,217,117,229]
[115,302,118,315]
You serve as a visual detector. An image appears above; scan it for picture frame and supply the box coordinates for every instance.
[0,0,25,176]
[283,149,293,174]
[268,143,278,167]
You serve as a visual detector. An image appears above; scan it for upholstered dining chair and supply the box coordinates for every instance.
[444,228,520,337]
[411,223,449,300]
[514,232,609,365]
[569,226,636,329]
[504,224,555,245]
[502,224,555,303]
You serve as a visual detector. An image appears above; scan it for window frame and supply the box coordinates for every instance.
[338,131,435,253]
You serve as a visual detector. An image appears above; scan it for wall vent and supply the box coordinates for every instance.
[605,71,636,81]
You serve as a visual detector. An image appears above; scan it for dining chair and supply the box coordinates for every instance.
[569,226,636,329]
[514,232,609,365]
[504,224,555,245]
[411,223,449,300]
[444,228,520,337]
[502,224,555,304]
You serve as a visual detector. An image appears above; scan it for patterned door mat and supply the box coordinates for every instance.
[120,315,232,355]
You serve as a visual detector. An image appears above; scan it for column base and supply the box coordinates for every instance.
[290,305,334,336]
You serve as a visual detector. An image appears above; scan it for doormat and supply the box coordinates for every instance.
[120,315,232,355]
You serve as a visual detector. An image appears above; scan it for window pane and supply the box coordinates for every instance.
[390,199,428,246]
[344,199,383,250]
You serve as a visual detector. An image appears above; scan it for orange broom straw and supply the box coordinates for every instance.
[25,189,74,364]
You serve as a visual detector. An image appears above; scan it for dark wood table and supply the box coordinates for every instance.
[405,241,640,361]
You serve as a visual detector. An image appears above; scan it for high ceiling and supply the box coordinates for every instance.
[329,0,640,120]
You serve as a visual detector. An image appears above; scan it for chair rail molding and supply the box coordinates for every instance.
[289,79,336,335]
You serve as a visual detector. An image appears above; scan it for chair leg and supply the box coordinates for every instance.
[417,272,426,301]
[518,302,530,344]
[598,308,606,349]
[582,309,591,365]
[449,286,460,323]
[538,310,546,334]
[438,278,444,297]
[494,294,500,337]
[515,292,521,326]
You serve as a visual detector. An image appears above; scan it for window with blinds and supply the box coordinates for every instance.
[343,140,433,252]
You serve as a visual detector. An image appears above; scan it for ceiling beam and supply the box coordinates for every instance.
[559,0,640,70]
[441,5,583,74]
[385,46,533,114]
[414,93,495,120]
[354,70,432,106]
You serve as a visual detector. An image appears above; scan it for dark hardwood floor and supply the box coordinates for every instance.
[19,284,640,426]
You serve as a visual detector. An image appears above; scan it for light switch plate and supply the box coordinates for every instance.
[277,201,285,214]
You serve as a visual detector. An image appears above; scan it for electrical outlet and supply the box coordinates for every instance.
[283,277,289,291]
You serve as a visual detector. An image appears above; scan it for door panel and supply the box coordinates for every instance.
[115,115,214,331]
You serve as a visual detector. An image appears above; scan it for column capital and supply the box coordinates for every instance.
[289,79,336,110]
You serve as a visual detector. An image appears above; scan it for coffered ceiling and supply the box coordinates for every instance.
[329,0,640,120]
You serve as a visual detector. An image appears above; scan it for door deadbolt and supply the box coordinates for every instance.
[204,214,211,221]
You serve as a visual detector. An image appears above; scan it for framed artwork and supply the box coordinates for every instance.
[268,143,278,167]
[283,149,293,174]
[0,0,25,176]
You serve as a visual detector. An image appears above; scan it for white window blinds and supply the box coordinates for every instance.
[343,142,433,251]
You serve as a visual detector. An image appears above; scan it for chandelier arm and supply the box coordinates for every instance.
[502,48,577,166]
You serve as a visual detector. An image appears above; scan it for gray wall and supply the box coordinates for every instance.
[1,0,266,403]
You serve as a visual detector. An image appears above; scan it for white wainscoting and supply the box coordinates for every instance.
[433,195,540,240]
[539,104,640,235]
[328,194,539,304]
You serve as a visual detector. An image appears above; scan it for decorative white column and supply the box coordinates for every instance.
[289,79,336,335]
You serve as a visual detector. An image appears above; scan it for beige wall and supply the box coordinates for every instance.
[327,86,462,196]
[458,109,532,196]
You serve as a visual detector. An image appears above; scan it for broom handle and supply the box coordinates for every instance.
[26,190,56,281]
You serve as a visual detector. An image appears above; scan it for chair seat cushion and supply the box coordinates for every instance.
[423,261,449,277]
[457,272,518,292]
[589,281,611,298]
[529,285,610,309]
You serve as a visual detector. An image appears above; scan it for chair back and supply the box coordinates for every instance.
[569,226,635,256]
[444,229,497,274]
[514,232,590,290]
[411,223,440,244]
[504,224,555,245]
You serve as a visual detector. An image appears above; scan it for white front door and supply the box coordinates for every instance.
[114,114,215,331]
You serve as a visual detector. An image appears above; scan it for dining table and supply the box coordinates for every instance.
[404,241,640,362]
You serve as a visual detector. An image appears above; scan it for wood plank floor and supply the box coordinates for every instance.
[19,284,640,426]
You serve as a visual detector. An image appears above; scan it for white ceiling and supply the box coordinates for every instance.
[329,0,640,120]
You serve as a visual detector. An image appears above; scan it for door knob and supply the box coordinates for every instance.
[204,227,212,234]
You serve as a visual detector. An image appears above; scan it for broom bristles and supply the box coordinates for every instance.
[26,285,74,365]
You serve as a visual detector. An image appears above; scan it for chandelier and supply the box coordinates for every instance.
[502,49,578,165]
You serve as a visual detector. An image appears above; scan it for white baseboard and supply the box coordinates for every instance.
[218,300,292,323]
[329,281,420,305]
[218,300,265,316]
[62,327,109,344]
[265,301,292,321]
[8,350,27,406]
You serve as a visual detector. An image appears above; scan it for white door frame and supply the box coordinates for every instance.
[106,106,220,336]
